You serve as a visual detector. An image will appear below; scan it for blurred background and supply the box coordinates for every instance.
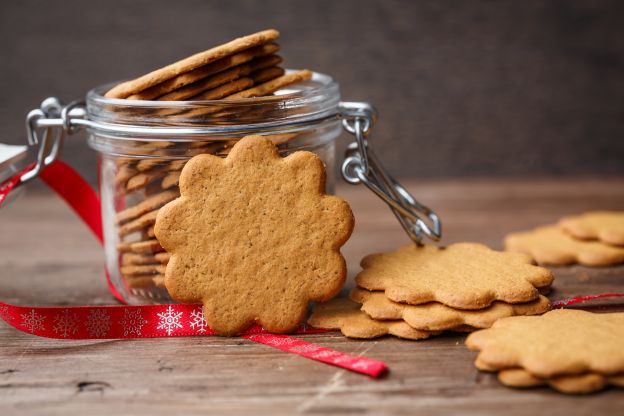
[1,0,622,185]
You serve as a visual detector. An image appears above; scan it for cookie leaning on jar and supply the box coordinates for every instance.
[107,29,313,292]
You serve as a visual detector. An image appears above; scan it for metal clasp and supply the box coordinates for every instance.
[19,97,86,185]
[338,102,442,244]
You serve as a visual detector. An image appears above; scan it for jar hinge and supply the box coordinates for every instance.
[338,101,442,244]
[19,97,86,185]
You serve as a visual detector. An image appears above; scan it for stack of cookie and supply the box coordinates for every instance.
[105,29,308,101]
[108,29,313,292]
[505,211,624,267]
[466,309,624,394]
[308,243,553,340]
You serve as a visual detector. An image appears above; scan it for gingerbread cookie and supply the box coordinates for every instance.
[308,298,436,340]
[121,253,160,266]
[117,242,133,253]
[226,70,312,99]
[154,252,170,264]
[158,60,265,101]
[118,210,158,238]
[350,288,551,331]
[126,274,156,289]
[114,164,137,188]
[497,368,624,394]
[559,211,624,246]
[505,225,624,266]
[161,171,181,189]
[128,239,164,254]
[105,29,279,98]
[466,309,624,378]
[120,264,166,276]
[126,169,168,193]
[159,54,282,101]
[128,43,280,100]
[355,243,553,310]
[249,66,285,84]
[189,77,254,100]
[154,135,354,335]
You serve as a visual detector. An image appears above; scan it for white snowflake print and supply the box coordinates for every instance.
[119,309,148,336]
[156,305,183,336]
[264,336,299,347]
[85,309,112,337]
[290,344,322,354]
[189,307,207,334]
[20,309,45,332]
[351,360,375,371]
[309,349,340,360]
[53,309,80,337]
[0,305,13,322]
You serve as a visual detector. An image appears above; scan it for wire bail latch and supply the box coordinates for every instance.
[338,101,442,244]
[20,97,86,185]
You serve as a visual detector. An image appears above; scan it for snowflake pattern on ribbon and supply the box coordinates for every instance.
[0,305,13,322]
[263,336,299,347]
[85,309,112,337]
[351,360,376,371]
[53,309,80,337]
[290,344,322,354]
[119,309,148,336]
[20,309,45,332]
[189,307,207,334]
[309,349,340,360]
[157,305,183,336]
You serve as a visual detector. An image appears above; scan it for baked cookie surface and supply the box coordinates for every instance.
[505,225,624,266]
[154,135,354,335]
[466,309,624,378]
[559,211,624,246]
[355,243,553,310]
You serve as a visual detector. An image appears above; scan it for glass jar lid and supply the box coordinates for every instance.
[84,70,341,140]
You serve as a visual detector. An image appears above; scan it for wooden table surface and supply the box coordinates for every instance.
[1,177,624,415]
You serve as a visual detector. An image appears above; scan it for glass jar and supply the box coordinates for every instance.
[84,70,344,304]
[16,70,440,305]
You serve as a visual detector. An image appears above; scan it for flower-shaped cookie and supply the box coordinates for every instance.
[559,211,624,246]
[505,225,624,266]
[466,310,624,378]
[350,287,551,331]
[355,243,554,310]
[154,135,354,335]
[308,298,437,340]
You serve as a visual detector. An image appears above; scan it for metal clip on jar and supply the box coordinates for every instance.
[16,70,441,304]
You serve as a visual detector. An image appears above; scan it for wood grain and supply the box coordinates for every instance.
[1,178,624,415]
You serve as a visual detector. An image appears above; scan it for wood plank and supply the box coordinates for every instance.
[1,178,623,415]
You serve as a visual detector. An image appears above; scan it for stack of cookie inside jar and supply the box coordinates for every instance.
[104,29,316,299]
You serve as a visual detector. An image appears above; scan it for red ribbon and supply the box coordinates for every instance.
[0,161,388,378]
[551,293,624,309]
[3,160,623,379]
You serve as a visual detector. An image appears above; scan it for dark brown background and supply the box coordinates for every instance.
[1,0,623,183]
